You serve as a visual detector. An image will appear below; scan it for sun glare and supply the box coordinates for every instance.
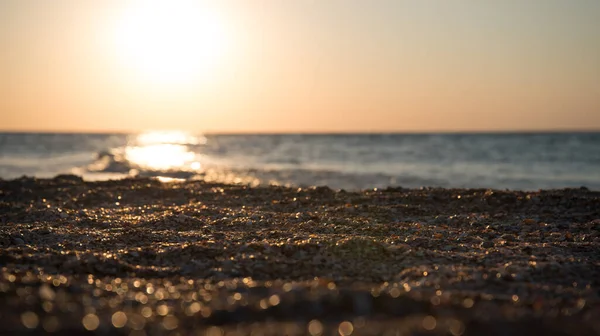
[113,1,229,85]
[125,131,204,172]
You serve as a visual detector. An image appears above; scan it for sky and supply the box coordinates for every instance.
[1,0,599,133]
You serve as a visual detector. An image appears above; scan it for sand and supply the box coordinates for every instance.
[0,175,599,335]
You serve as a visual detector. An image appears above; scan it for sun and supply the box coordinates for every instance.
[113,0,229,85]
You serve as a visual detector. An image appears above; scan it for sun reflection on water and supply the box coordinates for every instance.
[125,131,205,173]
[125,144,196,170]
[82,130,263,185]
[136,131,206,146]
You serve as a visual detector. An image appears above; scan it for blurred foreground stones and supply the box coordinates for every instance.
[0,175,599,335]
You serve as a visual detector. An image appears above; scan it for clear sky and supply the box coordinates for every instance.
[1,0,599,133]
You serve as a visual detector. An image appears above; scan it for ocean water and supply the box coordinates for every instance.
[0,131,599,191]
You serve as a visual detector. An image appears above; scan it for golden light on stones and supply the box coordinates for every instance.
[42,316,60,333]
[3,176,597,335]
[128,314,146,331]
[201,307,213,318]
[38,284,55,301]
[136,292,149,304]
[307,320,323,336]
[205,326,224,336]
[21,311,39,329]
[156,304,169,316]
[448,319,466,336]
[186,302,203,316]
[141,307,153,318]
[162,315,179,330]
[268,294,280,306]
[338,321,354,336]
[111,311,128,328]
[422,315,437,331]
[81,313,100,331]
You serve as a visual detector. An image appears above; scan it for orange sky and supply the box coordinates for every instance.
[1,0,599,133]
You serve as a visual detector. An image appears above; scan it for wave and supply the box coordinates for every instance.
[76,144,449,190]
[5,131,598,190]
[80,148,198,179]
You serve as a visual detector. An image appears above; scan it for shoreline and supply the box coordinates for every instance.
[1,175,599,335]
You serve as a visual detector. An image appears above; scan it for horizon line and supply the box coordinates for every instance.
[1,128,600,136]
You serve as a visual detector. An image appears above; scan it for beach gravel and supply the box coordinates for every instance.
[0,175,599,335]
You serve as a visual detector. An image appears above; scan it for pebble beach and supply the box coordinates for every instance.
[1,175,599,335]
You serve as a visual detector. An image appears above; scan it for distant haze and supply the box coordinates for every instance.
[1,0,599,133]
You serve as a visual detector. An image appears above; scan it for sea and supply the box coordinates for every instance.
[0,131,599,191]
